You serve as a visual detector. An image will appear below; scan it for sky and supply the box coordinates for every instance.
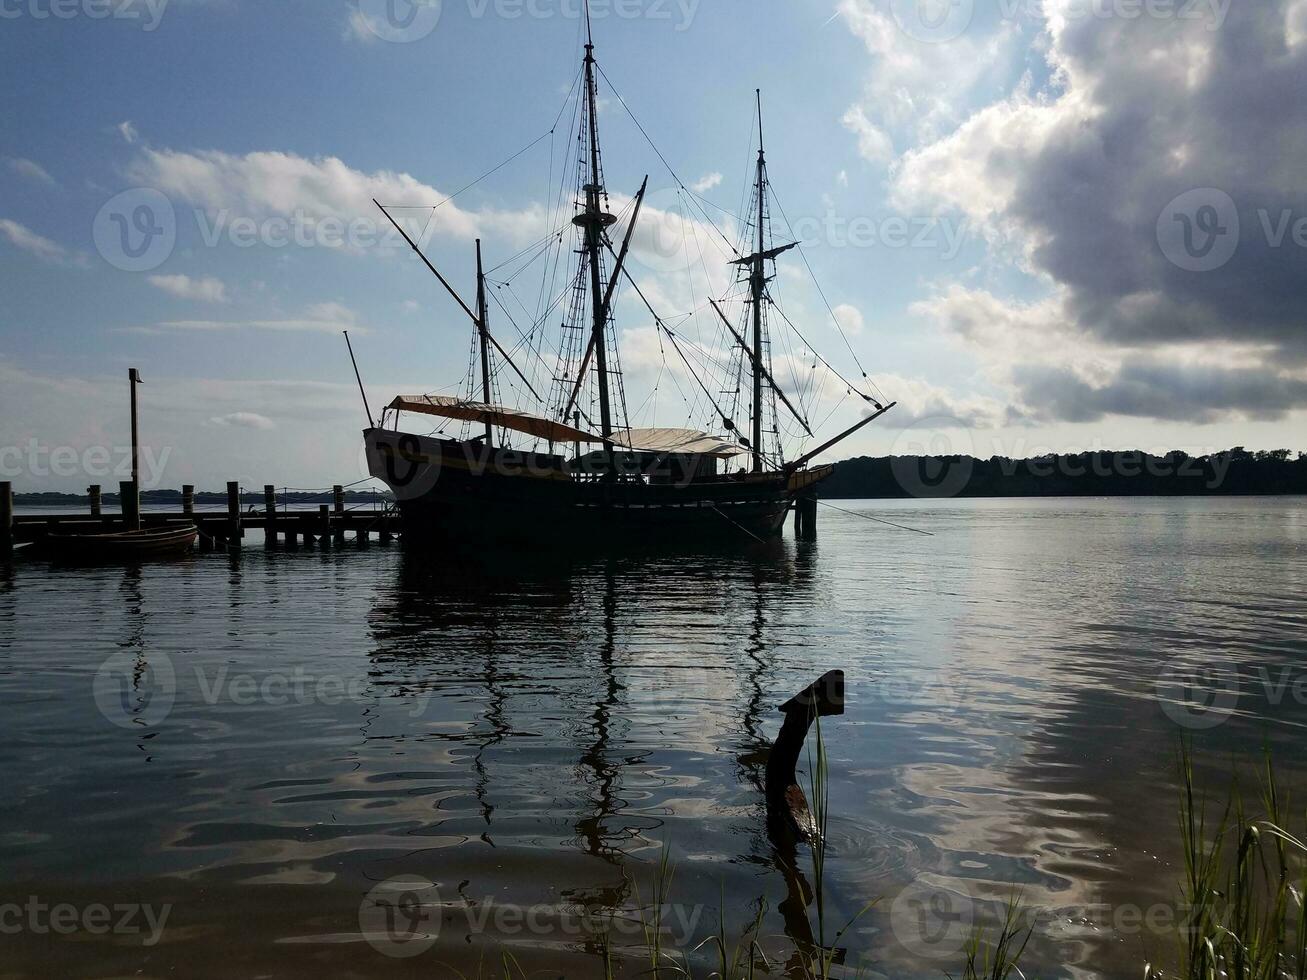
[1,0,1305,492]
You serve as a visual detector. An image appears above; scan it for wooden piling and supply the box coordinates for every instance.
[226,482,241,551]
[332,486,346,545]
[0,482,12,556]
[120,480,140,531]
[182,485,195,516]
[88,484,102,518]
[318,504,331,548]
[263,485,277,546]
[797,496,817,542]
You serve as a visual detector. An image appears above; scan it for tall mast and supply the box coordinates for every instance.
[750,90,767,474]
[474,239,493,444]
[576,4,617,451]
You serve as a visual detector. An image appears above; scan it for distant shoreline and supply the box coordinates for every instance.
[821,449,1307,499]
[12,448,1305,504]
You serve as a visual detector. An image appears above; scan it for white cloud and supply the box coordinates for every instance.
[305,300,357,324]
[208,412,275,430]
[147,274,229,303]
[127,147,549,250]
[117,121,139,144]
[0,218,69,264]
[1290,0,1307,48]
[837,0,1022,154]
[841,105,894,164]
[691,172,723,194]
[832,303,866,336]
[128,302,366,336]
[5,158,55,185]
[871,373,1007,429]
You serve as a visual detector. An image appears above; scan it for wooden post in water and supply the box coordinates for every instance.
[263,486,277,546]
[332,486,346,546]
[128,369,142,531]
[319,504,331,549]
[226,482,241,551]
[766,670,844,841]
[119,480,139,531]
[182,485,195,516]
[797,496,817,542]
[0,482,12,557]
[88,485,102,518]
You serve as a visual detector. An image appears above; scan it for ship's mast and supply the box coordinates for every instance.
[474,238,493,444]
[750,90,767,474]
[576,7,617,452]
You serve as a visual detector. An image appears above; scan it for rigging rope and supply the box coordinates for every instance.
[816,500,934,536]
[379,129,555,217]
[595,62,740,260]
[767,186,889,406]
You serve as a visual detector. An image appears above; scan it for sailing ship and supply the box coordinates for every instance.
[363,18,895,544]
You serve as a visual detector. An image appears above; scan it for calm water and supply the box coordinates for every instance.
[1,497,1304,979]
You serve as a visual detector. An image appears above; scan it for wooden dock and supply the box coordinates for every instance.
[1,482,397,555]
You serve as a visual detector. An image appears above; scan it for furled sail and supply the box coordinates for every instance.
[388,397,744,458]
[615,428,745,459]
[387,396,601,445]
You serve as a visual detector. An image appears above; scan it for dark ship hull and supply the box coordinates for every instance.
[365,428,831,544]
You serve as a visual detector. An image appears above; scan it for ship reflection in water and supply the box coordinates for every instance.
[1,498,1305,979]
[363,543,832,975]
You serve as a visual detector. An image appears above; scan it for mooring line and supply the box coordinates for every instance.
[710,505,766,544]
[815,500,935,536]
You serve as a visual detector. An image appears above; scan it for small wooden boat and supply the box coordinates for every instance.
[44,523,198,562]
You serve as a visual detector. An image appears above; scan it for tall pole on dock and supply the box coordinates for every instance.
[128,368,142,530]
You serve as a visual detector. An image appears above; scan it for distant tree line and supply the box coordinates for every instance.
[822,448,1307,499]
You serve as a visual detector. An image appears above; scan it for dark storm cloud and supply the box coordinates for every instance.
[1015,2,1307,354]
[898,0,1307,424]
[1013,360,1307,424]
